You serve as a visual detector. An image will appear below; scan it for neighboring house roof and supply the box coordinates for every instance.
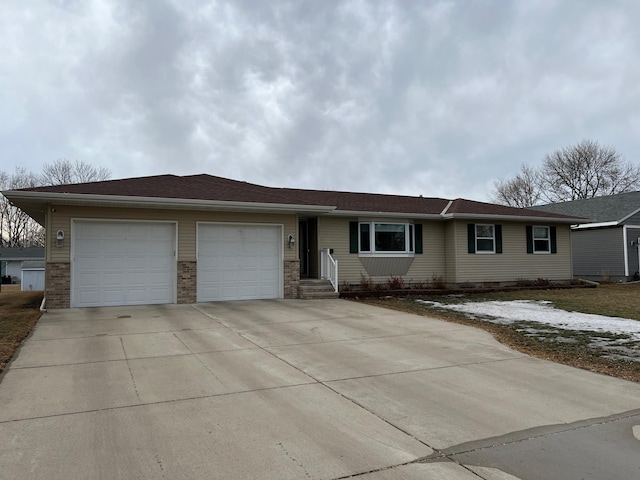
[3,174,584,224]
[532,191,640,226]
[0,247,45,261]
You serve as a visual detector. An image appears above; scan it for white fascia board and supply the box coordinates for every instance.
[441,213,583,224]
[571,221,619,230]
[326,210,443,219]
[3,191,336,214]
[617,206,640,224]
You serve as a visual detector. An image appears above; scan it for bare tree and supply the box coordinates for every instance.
[0,167,43,247]
[492,164,542,208]
[541,139,640,202]
[41,158,111,185]
[1,160,112,247]
[492,140,640,207]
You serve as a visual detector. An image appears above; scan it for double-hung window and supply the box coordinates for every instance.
[475,224,495,253]
[526,225,557,254]
[467,223,502,254]
[359,222,414,254]
[533,226,550,253]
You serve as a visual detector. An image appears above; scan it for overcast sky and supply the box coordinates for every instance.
[2,0,639,201]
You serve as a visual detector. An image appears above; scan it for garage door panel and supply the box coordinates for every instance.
[102,289,126,305]
[197,224,282,302]
[72,221,175,308]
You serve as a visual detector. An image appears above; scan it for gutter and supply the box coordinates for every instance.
[440,213,584,224]
[325,210,443,219]
[572,221,619,230]
[2,191,337,214]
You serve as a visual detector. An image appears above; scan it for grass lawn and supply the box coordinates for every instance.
[0,286,44,373]
[357,283,640,383]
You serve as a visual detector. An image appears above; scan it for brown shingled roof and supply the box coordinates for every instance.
[11,174,584,221]
[445,198,581,219]
[18,174,319,206]
[185,175,450,214]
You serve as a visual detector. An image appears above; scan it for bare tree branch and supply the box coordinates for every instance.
[492,164,543,208]
[2,160,112,247]
[41,158,112,185]
[540,139,640,202]
[493,140,640,206]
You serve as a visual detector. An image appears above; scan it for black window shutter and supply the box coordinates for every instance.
[526,225,533,253]
[467,224,476,253]
[349,221,358,253]
[415,223,423,254]
[550,226,557,254]
[495,225,503,254]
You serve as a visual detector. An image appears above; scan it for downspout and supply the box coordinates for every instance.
[40,296,47,313]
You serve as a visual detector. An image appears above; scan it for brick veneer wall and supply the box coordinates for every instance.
[46,259,297,308]
[284,259,300,299]
[177,261,197,304]
[45,262,71,309]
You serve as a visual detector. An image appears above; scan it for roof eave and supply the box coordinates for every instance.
[441,213,583,223]
[2,191,337,214]
[327,210,443,219]
[572,221,620,230]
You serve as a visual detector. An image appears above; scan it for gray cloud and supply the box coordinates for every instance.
[1,0,639,201]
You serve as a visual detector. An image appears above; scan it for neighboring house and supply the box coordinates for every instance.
[533,191,640,282]
[2,174,582,309]
[0,247,45,289]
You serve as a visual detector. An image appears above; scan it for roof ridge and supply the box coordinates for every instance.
[183,174,319,205]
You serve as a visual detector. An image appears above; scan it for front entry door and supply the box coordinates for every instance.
[299,219,309,277]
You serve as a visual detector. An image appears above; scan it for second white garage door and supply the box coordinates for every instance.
[197,224,282,302]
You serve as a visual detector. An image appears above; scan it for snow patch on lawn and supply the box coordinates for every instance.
[415,299,640,341]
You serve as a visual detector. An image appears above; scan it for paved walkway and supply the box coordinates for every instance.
[0,299,639,479]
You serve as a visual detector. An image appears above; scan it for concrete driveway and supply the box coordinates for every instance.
[1,299,639,479]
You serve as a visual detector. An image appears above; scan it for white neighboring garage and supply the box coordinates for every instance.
[72,220,176,308]
[197,223,282,302]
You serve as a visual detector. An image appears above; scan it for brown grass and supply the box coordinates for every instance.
[357,283,640,383]
[0,287,44,373]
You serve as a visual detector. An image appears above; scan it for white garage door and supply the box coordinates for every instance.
[197,224,282,302]
[72,221,175,307]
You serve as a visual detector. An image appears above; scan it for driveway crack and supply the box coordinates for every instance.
[119,337,141,401]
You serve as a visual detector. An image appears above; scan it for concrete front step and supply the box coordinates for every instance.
[299,290,340,299]
[299,279,339,299]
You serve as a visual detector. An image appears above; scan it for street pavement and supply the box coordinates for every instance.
[0,299,638,479]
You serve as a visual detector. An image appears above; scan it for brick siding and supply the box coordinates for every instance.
[284,259,300,299]
[45,262,71,309]
[177,261,197,304]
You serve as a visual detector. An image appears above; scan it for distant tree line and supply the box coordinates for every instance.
[492,139,640,208]
[0,159,111,247]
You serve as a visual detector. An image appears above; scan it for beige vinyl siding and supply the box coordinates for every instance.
[452,221,572,282]
[317,216,446,285]
[444,221,457,282]
[316,216,360,283]
[48,205,297,263]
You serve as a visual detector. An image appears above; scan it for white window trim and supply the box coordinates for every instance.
[475,224,496,254]
[358,222,415,257]
[533,225,551,254]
